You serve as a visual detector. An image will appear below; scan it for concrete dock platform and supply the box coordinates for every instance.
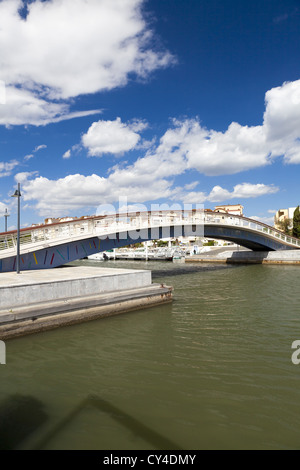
[186,249,300,265]
[0,266,172,339]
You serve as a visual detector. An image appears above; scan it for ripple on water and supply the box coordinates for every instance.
[2,261,300,449]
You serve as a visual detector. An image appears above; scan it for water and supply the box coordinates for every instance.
[1,260,300,450]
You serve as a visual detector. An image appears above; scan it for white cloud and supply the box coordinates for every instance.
[24,143,47,162]
[0,85,101,126]
[62,150,71,160]
[0,160,19,178]
[17,170,278,217]
[15,171,39,184]
[34,144,47,152]
[139,118,270,177]
[0,202,8,216]
[0,0,173,125]
[249,215,275,226]
[123,79,300,177]
[184,181,199,191]
[82,117,147,156]
[17,172,174,216]
[261,79,300,164]
[24,154,34,161]
[98,116,268,184]
[208,183,278,201]
[178,191,207,204]
[264,79,300,151]
[205,186,232,202]
[11,77,300,216]
[109,79,300,179]
[181,183,279,204]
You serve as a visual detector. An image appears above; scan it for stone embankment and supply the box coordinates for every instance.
[0,266,172,339]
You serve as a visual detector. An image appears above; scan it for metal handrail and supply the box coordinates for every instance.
[0,210,299,255]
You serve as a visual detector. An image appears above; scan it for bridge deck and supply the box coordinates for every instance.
[0,210,299,272]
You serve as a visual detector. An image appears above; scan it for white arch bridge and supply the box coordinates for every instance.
[0,210,299,272]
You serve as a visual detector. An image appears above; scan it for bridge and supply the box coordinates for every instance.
[0,210,299,272]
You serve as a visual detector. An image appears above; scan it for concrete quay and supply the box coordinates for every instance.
[186,249,300,265]
[0,266,172,339]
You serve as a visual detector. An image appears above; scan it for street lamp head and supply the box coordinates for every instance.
[11,189,21,198]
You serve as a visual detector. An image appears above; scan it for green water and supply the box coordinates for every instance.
[1,260,300,450]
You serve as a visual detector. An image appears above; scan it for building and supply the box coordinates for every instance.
[214,204,244,216]
[43,215,91,225]
[274,207,297,231]
[44,216,76,225]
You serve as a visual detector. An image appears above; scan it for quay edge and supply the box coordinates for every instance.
[0,266,173,340]
[186,249,300,265]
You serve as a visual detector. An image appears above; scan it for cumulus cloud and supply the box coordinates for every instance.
[117,79,300,177]
[11,78,300,216]
[136,118,269,177]
[0,0,173,125]
[97,116,268,183]
[82,118,147,156]
[208,183,278,202]
[16,166,175,216]
[180,183,278,204]
[15,171,39,184]
[17,170,278,217]
[263,79,300,163]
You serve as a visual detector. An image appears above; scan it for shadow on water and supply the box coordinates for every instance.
[0,394,180,450]
[151,264,238,278]
[0,395,48,450]
[68,258,239,279]
[34,395,181,450]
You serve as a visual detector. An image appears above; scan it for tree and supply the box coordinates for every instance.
[293,206,300,238]
[277,218,292,235]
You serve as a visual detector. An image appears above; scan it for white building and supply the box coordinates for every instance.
[274,207,297,230]
[214,204,244,216]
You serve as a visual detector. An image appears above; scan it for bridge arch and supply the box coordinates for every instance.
[0,210,299,272]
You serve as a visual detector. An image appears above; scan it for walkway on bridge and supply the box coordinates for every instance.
[0,210,299,272]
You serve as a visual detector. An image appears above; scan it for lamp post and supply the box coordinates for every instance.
[4,208,9,232]
[11,183,21,274]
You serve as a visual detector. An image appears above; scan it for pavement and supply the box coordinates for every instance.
[0,266,146,287]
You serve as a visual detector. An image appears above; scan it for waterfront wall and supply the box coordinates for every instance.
[0,267,151,309]
[0,267,173,339]
[186,249,300,265]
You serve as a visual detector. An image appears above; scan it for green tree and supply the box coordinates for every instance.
[277,218,292,236]
[203,240,215,246]
[157,240,168,247]
[293,206,300,238]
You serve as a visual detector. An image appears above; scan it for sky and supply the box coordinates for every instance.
[0,0,300,230]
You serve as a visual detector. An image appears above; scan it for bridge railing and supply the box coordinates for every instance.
[0,210,300,256]
[206,213,300,247]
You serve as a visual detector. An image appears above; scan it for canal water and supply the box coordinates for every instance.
[1,260,300,450]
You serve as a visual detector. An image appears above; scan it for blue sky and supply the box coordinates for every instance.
[0,0,300,230]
